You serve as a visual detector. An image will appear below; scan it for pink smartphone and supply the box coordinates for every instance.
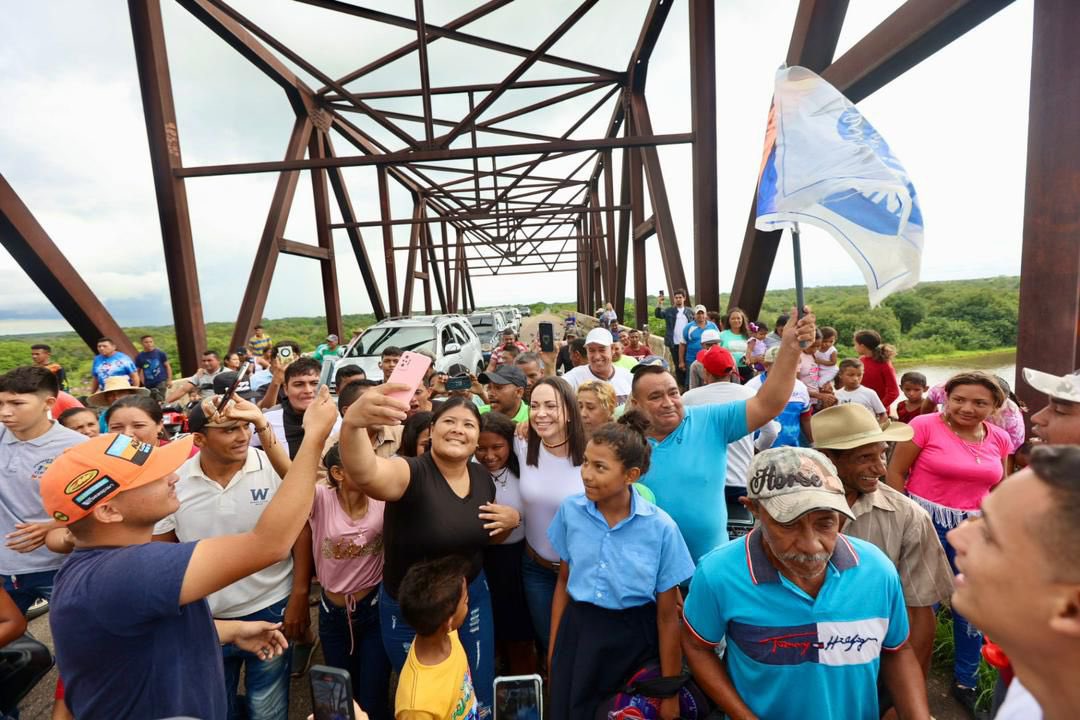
[384,351,432,407]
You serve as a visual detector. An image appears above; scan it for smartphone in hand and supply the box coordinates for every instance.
[384,351,432,407]
[538,322,555,353]
[309,665,354,720]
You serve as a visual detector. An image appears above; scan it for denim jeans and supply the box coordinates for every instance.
[222,595,292,720]
[520,553,558,653]
[318,588,391,720]
[933,518,982,688]
[380,572,494,717]
[2,569,57,616]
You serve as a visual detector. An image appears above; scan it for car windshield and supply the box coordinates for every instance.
[468,316,493,329]
[348,326,435,356]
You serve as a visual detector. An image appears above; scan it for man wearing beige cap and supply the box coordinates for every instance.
[682,447,929,720]
[812,404,953,678]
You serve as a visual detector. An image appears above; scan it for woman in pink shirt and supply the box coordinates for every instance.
[304,442,390,719]
[887,371,1009,711]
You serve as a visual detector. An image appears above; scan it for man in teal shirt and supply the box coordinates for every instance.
[478,365,529,423]
[312,334,344,364]
[631,307,816,563]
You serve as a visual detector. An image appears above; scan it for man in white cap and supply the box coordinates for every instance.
[1025,366,1080,445]
[560,327,633,405]
[812,404,953,679]
[682,447,929,720]
[687,327,722,390]
[679,304,719,376]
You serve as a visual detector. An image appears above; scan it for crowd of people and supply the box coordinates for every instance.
[0,296,1075,720]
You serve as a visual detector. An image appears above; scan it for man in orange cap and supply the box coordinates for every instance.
[40,387,339,720]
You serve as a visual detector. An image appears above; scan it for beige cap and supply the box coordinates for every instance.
[746,447,855,523]
[1023,367,1080,404]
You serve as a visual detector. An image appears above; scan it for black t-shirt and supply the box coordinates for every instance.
[382,453,496,598]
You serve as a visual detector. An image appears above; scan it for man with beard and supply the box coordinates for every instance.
[254,357,340,459]
[514,352,545,401]
[682,447,929,720]
[812,404,953,678]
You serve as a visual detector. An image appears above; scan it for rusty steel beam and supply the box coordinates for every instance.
[414,0,435,145]
[333,204,628,229]
[298,0,622,82]
[0,176,138,359]
[614,144,632,321]
[310,131,343,339]
[130,0,207,373]
[176,133,694,178]
[628,117,648,328]
[229,115,313,356]
[376,167,400,317]
[1017,0,1080,412]
[729,0,849,320]
[689,0,719,313]
[327,75,611,102]
[279,239,330,261]
[630,94,688,299]
[823,0,1015,104]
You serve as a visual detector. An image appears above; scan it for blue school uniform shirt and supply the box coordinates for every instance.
[547,491,694,610]
[683,530,909,720]
[639,402,748,564]
[51,541,227,720]
[681,321,720,365]
[135,348,169,387]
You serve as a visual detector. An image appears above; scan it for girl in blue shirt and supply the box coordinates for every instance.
[547,411,695,719]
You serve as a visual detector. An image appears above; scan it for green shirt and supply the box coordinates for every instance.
[479,400,529,424]
[312,343,344,363]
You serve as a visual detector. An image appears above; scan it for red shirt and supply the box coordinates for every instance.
[51,391,83,420]
[860,355,899,410]
[623,344,651,359]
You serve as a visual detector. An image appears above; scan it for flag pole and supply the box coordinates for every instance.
[792,223,808,347]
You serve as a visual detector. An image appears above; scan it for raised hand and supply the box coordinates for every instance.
[342,383,410,429]
[301,385,338,439]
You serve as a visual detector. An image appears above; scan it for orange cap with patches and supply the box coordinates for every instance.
[40,433,194,524]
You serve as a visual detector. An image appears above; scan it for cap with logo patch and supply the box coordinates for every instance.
[746,447,855,523]
[41,433,195,525]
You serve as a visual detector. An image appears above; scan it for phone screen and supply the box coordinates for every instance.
[494,675,542,720]
[384,351,432,407]
[538,322,555,353]
[309,666,354,720]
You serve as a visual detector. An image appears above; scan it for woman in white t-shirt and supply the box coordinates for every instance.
[514,377,587,654]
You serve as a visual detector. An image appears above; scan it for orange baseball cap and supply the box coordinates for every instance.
[41,433,194,524]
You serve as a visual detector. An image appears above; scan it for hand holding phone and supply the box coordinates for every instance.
[384,351,432,406]
[494,674,543,720]
[309,665,355,720]
[538,322,555,353]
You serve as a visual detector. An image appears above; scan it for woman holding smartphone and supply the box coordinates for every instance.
[338,386,522,717]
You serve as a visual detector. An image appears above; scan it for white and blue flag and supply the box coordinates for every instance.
[755,66,924,307]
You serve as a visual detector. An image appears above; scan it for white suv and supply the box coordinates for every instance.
[333,314,485,380]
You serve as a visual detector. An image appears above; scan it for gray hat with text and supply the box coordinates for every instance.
[746,447,855,522]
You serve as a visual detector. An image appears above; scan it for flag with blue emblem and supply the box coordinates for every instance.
[756,65,924,307]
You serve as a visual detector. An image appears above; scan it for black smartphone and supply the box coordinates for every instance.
[538,322,555,353]
[446,373,472,391]
[494,674,543,720]
[215,363,251,416]
[309,665,354,720]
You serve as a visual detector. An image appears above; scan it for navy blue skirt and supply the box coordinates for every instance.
[549,599,658,719]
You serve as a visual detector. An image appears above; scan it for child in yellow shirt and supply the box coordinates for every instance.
[395,557,478,720]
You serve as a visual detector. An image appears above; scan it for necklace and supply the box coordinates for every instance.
[492,467,510,489]
[543,436,569,449]
[944,415,985,464]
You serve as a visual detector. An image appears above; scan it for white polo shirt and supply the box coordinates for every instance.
[561,364,634,405]
[154,447,293,618]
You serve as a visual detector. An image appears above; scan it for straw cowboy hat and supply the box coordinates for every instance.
[811,403,913,451]
[88,376,150,408]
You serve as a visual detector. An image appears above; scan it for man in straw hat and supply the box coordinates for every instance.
[682,447,929,720]
[812,404,953,680]
[40,387,339,720]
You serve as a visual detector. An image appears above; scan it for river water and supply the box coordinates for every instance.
[897,350,1017,390]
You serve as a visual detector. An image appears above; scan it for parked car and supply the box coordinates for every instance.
[519,306,532,317]
[332,314,485,382]
[467,311,509,357]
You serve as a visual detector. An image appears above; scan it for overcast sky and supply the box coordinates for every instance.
[0,0,1033,333]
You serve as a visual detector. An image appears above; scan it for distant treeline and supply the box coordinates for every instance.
[0,276,1019,389]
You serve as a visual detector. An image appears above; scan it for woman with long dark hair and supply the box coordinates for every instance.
[514,377,588,655]
[338,390,522,716]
